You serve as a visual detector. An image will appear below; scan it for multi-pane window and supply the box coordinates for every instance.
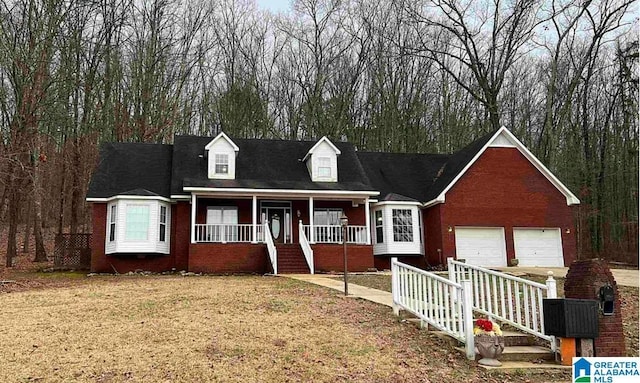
[125,205,150,240]
[215,154,229,174]
[206,206,238,241]
[317,157,331,178]
[159,205,167,242]
[108,205,117,242]
[375,210,384,244]
[313,208,342,225]
[392,209,413,242]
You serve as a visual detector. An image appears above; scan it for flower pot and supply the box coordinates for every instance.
[474,334,505,366]
[509,258,519,267]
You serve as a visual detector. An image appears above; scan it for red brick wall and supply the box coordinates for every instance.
[564,260,625,356]
[313,244,373,272]
[172,202,190,270]
[90,203,177,273]
[373,256,429,271]
[188,243,268,274]
[427,147,577,266]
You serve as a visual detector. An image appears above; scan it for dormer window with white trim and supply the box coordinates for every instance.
[215,154,229,175]
[206,132,239,179]
[304,136,341,182]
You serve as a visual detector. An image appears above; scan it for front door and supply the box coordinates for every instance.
[261,201,292,244]
[269,209,285,243]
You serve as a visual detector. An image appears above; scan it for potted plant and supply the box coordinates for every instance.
[473,318,505,366]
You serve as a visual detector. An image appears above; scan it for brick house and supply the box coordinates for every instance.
[86,127,580,274]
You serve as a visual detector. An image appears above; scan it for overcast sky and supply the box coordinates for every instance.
[255,0,292,14]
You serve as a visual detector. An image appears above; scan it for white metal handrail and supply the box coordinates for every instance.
[298,221,314,274]
[301,224,368,244]
[194,224,257,243]
[392,258,474,359]
[447,257,557,351]
[264,223,277,274]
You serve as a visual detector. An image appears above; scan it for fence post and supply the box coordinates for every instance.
[545,271,557,352]
[391,257,399,316]
[461,279,475,360]
[545,271,557,298]
[447,257,456,283]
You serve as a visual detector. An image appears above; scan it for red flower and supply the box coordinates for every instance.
[475,319,494,332]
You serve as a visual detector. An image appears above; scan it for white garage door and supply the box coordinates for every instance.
[454,227,507,267]
[513,228,564,267]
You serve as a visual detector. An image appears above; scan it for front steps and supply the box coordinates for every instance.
[404,318,564,370]
[276,244,309,274]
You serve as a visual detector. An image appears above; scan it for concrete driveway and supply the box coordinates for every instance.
[494,266,639,287]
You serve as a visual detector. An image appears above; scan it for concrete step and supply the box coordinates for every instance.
[500,345,554,362]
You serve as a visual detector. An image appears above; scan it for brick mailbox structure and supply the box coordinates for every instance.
[564,259,625,356]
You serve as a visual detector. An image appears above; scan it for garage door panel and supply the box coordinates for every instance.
[455,227,507,267]
[514,228,563,267]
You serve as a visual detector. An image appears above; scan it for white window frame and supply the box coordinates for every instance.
[317,156,331,178]
[374,210,383,244]
[392,208,413,242]
[214,154,229,175]
[125,204,150,241]
[159,205,168,242]
[108,204,117,242]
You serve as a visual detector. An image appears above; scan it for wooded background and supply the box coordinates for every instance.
[0,0,637,266]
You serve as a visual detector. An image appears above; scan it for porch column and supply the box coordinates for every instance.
[364,197,371,245]
[190,194,196,243]
[251,195,257,243]
[309,196,314,243]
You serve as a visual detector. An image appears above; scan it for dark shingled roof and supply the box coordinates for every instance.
[88,131,497,202]
[358,130,497,202]
[87,143,173,198]
[171,136,374,195]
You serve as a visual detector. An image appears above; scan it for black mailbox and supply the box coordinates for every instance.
[599,284,615,316]
[543,298,599,338]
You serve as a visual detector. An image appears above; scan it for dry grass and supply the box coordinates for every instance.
[0,274,568,383]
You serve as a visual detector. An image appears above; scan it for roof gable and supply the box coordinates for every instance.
[205,132,239,152]
[424,127,580,206]
[302,136,341,162]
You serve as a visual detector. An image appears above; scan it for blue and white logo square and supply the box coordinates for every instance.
[573,357,640,383]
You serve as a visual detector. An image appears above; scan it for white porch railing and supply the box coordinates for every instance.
[301,224,368,244]
[194,224,263,243]
[392,258,475,359]
[264,222,277,275]
[298,221,314,274]
[447,257,557,351]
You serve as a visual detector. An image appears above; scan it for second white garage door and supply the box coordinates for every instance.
[513,228,564,267]
[454,227,507,267]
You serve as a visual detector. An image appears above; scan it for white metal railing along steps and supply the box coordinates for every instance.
[447,257,557,352]
[298,221,314,274]
[263,222,277,275]
[391,258,475,359]
[391,257,559,360]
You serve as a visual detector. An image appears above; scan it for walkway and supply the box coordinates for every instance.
[285,274,393,307]
[494,267,639,288]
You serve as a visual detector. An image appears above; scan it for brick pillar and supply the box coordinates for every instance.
[564,259,625,356]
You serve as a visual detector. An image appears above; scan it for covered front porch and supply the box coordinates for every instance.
[189,194,372,246]
[186,191,376,274]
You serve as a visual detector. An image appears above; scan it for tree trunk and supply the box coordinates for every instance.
[6,189,20,267]
[22,201,31,253]
[32,158,48,262]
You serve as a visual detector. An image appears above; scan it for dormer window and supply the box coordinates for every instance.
[215,154,229,175]
[206,132,239,179]
[303,136,341,182]
[317,157,331,178]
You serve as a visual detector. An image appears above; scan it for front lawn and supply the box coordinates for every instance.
[0,274,567,382]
